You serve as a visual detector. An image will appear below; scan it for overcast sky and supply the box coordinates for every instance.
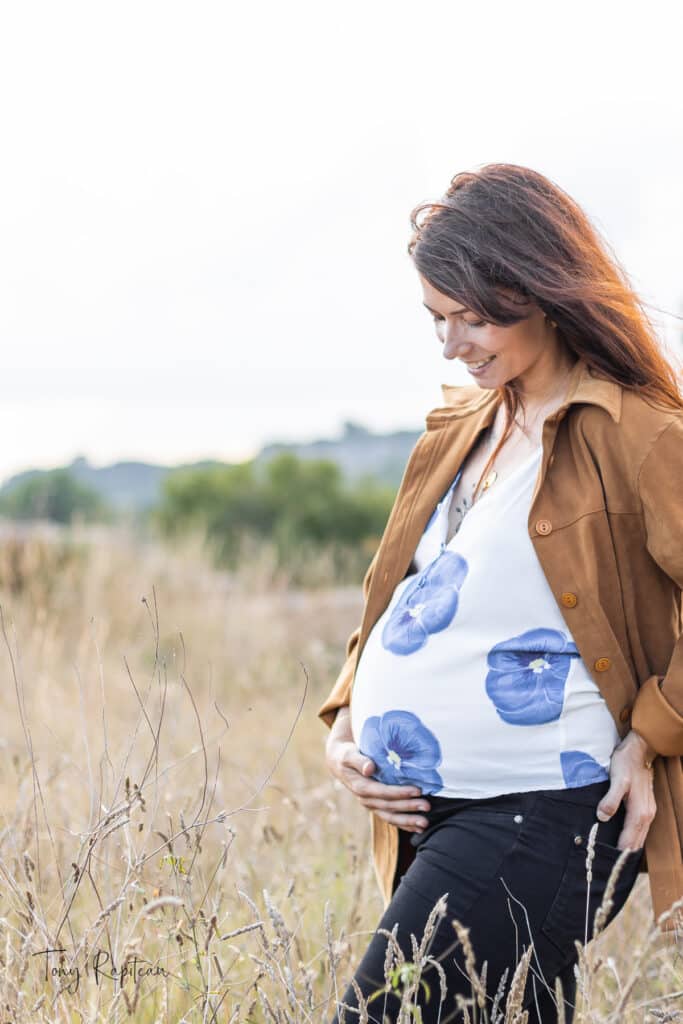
[0,1,681,483]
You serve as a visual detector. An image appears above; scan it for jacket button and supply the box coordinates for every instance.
[561,592,578,608]
[594,657,611,672]
[619,703,633,723]
[536,519,552,535]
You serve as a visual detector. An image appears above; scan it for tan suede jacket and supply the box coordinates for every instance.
[318,356,683,932]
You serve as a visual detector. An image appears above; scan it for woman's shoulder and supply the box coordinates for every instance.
[617,385,683,449]
[588,380,683,493]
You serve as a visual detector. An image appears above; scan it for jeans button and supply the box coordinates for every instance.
[513,814,523,824]
[574,834,584,845]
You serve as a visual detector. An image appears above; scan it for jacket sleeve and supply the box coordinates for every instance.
[631,416,683,756]
[316,548,379,729]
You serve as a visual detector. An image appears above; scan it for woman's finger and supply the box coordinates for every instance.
[327,736,432,831]
[617,774,657,850]
[371,807,430,832]
[338,744,427,800]
[596,776,628,821]
[340,744,379,779]
[349,773,430,807]
[359,791,431,814]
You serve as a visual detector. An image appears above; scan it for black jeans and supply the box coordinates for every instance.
[331,780,643,1024]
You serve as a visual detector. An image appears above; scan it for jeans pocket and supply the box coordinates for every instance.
[402,807,528,912]
[540,836,642,957]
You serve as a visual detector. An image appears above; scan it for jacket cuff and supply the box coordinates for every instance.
[316,656,355,729]
[631,674,683,756]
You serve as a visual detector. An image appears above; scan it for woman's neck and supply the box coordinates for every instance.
[489,352,578,450]
[508,348,578,442]
[515,347,578,423]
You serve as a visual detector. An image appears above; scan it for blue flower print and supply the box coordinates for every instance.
[561,750,610,787]
[382,550,469,655]
[485,627,579,725]
[359,709,443,792]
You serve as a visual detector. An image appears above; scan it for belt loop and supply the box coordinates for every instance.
[521,789,540,816]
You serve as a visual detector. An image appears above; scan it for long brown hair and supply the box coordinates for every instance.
[407,163,683,492]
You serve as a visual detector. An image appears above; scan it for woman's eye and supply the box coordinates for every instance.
[431,314,486,328]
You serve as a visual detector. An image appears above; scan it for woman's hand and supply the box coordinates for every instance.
[325,707,431,833]
[595,729,657,850]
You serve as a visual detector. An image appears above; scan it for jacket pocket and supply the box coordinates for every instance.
[540,837,643,958]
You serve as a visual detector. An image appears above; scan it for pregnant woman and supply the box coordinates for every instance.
[318,164,683,1023]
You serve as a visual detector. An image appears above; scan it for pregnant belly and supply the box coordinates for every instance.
[349,629,617,798]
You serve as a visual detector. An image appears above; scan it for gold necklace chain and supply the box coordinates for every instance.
[471,372,574,503]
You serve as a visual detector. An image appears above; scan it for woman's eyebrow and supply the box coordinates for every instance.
[422,301,469,315]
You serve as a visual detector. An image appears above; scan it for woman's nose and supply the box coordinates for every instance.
[442,332,472,361]
[440,321,471,358]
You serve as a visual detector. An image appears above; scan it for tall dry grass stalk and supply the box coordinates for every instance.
[0,522,681,1022]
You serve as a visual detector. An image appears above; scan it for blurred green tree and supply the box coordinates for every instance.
[0,469,111,524]
[153,452,395,575]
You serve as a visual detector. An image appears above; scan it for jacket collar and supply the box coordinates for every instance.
[429,356,622,429]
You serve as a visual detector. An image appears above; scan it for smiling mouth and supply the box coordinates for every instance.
[465,355,496,369]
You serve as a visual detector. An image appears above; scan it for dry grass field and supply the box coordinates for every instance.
[0,523,681,1023]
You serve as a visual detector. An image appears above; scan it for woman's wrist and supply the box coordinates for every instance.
[329,706,353,742]
[626,728,657,766]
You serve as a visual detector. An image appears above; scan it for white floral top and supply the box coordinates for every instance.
[349,445,620,798]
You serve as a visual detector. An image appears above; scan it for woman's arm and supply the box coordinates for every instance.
[584,417,683,849]
[630,416,683,756]
[580,415,683,847]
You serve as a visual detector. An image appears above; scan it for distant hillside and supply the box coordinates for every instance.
[254,420,421,488]
[0,455,232,513]
[0,419,421,513]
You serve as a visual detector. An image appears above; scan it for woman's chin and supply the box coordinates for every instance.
[471,377,500,391]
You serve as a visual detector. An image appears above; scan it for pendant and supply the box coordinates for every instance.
[481,470,498,491]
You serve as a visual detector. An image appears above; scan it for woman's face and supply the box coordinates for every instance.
[418,273,566,389]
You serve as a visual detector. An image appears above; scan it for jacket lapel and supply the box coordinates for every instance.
[356,399,499,661]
